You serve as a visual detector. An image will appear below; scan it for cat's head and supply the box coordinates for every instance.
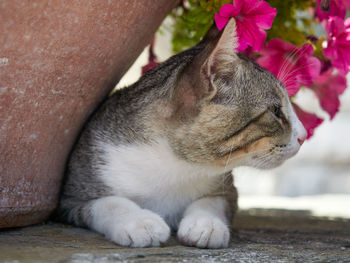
[163,19,307,170]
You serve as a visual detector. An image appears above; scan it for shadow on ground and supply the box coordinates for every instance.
[1,209,350,263]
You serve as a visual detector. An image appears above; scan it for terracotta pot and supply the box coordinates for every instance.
[0,0,178,228]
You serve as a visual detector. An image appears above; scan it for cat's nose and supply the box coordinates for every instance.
[295,117,307,146]
[298,137,306,145]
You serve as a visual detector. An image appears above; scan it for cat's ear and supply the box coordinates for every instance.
[170,20,239,119]
[204,18,239,77]
[180,19,239,103]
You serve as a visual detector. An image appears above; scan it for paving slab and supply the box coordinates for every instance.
[1,209,350,263]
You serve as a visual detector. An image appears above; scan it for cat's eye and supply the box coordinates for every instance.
[270,105,283,119]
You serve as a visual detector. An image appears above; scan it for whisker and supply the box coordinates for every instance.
[277,46,301,81]
[222,147,270,164]
[279,46,314,85]
[282,61,319,83]
[278,49,302,82]
[278,46,308,82]
[223,142,235,174]
[282,58,319,80]
[221,142,236,193]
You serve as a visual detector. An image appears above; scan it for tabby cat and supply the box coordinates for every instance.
[56,19,307,248]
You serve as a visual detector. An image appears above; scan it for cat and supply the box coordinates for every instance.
[55,19,307,249]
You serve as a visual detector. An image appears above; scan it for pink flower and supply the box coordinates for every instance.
[214,0,277,52]
[315,0,350,21]
[142,60,160,74]
[323,17,350,74]
[142,39,160,74]
[257,38,321,96]
[292,103,324,139]
[309,69,347,119]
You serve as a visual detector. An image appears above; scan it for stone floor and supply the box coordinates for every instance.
[1,209,350,263]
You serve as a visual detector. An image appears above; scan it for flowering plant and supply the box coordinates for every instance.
[145,0,350,139]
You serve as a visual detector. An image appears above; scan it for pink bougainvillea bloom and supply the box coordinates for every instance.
[315,0,349,21]
[257,38,321,96]
[214,0,277,52]
[292,103,324,139]
[309,69,347,119]
[323,17,350,74]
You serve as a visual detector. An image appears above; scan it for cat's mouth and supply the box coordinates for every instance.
[214,139,301,170]
[261,142,301,168]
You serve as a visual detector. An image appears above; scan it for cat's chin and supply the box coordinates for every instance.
[235,161,280,170]
[253,160,286,170]
[245,148,301,170]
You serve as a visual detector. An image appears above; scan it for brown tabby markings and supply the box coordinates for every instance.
[55,19,306,249]
[213,137,271,167]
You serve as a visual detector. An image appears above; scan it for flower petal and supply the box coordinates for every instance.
[323,17,350,74]
[307,56,322,80]
[219,4,240,18]
[342,0,350,8]
[292,103,324,139]
[324,16,345,38]
[241,0,277,29]
[236,20,266,52]
[309,69,347,119]
[257,38,320,94]
[215,0,276,51]
[344,17,350,28]
[215,13,230,31]
[269,38,294,51]
[142,60,160,74]
[316,0,346,21]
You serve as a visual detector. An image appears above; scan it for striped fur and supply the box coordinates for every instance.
[56,19,306,248]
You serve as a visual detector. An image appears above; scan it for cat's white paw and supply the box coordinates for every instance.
[105,210,170,247]
[177,216,230,248]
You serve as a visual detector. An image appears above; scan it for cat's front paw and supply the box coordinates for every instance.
[177,216,230,249]
[106,210,170,248]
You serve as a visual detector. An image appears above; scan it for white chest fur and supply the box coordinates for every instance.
[97,138,225,227]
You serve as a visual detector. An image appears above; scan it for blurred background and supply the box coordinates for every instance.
[116,18,350,219]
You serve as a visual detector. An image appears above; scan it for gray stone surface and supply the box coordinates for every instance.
[1,209,350,263]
